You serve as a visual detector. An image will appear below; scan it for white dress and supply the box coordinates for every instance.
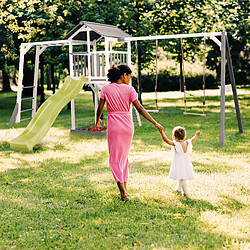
[169,139,195,180]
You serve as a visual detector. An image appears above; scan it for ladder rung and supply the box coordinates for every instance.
[23,86,35,89]
[20,117,32,122]
[21,108,33,113]
[21,97,34,101]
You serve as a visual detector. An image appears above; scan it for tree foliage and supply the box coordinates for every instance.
[0,0,249,92]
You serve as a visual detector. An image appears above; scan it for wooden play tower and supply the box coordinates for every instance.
[9,21,135,130]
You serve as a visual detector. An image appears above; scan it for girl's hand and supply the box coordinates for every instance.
[196,131,201,136]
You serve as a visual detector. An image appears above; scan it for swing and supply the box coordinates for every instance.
[182,37,206,117]
[135,40,159,113]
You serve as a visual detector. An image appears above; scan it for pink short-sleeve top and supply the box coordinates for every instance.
[100,83,137,113]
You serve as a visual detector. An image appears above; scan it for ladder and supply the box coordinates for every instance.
[8,84,37,125]
[8,44,43,125]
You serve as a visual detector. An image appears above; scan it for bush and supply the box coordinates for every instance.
[132,69,217,92]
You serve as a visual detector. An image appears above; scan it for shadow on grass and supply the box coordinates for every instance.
[130,156,235,176]
[0,142,11,152]
[181,198,219,212]
[0,140,55,155]
[180,195,246,216]
[0,154,247,248]
[219,195,246,212]
[192,161,236,174]
[69,132,107,142]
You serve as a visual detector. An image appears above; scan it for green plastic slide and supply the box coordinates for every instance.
[10,75,87,151]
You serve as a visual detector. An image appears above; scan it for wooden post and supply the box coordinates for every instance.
[32,45,47,114]
[93,41,97,77]
[87,30,91,79]
[105,38,109,77]
[102,53,105,76]
[69,40,75,130]
[225,35,243,133]
[16,44,32,122]
[32,45,40,117]
[220,32,226,147]
[16,44,26,123]
[129,40,141,126]
[40,57,45,105]
[109,41,113,66]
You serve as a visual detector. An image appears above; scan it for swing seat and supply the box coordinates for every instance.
[145,109,159,113]
[183,112,206,117]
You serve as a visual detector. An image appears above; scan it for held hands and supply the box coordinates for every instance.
[154,123,164,133]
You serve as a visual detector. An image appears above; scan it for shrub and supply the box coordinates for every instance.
[132,69,217,92]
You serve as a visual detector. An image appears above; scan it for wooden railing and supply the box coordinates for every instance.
[72,51,128,78]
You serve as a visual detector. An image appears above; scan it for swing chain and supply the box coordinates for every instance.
[155,39,158,110]
[183,37,206,116]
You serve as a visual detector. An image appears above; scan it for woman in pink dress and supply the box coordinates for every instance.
[96,65,163,201]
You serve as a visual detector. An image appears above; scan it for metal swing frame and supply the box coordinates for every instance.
[125,31,243,147]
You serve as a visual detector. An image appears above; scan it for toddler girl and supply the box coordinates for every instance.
[160,126,201,198]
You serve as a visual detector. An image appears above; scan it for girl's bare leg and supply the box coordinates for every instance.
[181,179,189,197]
[177,180,182,192]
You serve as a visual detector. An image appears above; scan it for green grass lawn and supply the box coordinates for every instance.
[0,88,249,249]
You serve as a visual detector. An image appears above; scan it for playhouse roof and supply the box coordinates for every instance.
[63,21,131,41]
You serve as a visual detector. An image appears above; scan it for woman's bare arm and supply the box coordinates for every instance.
[132,99,163,131]
[96,98,105,125]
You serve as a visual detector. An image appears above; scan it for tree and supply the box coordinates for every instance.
[0,8,18,92]
[207,0,250,85]
[152,0,209,91]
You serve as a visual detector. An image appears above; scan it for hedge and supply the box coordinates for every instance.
[132,70,218,92]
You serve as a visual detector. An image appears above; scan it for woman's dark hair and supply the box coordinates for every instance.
[107,64,132,82]
[172,126,186,140]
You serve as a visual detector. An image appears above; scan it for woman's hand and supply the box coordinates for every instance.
[96,119,102,127]
[154,123,164,132]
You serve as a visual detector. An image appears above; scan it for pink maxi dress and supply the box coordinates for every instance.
[100,82,138,183]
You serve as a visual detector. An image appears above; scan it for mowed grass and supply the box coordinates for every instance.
[0,87,249,249]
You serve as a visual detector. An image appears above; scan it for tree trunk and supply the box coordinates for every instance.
[46,66,52,90]
[2,64,12,92]
[51,64,55,94]
[10,70,17,86]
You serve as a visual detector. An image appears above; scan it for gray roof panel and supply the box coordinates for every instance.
[63,21,131,41]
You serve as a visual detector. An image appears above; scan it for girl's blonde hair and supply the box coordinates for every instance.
[172,126,186,140]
